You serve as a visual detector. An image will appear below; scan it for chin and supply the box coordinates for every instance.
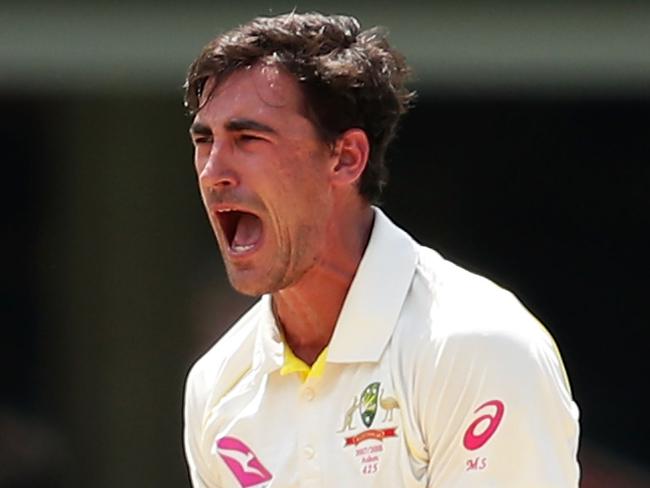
[227,276,267,297]
[226,263,300,297]
[225,268,275,297]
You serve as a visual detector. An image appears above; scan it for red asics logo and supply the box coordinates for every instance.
[216,436,272,487]
[463,400,505,450]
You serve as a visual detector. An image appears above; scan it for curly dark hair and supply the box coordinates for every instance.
[184,12,415,203]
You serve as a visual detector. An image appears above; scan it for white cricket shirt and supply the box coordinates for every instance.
[184,208,580,487]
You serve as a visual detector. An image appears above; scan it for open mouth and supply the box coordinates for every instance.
[216,209,264,255]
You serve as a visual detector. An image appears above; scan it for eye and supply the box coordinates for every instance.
[193,135,212,145]
[236,133,269,149]
[239,133,264,142]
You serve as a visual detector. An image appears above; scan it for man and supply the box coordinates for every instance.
[183,12,580,487]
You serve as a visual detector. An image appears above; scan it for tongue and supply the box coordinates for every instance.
[232,213,262,248]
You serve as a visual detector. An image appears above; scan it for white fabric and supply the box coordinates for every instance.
[184,208,580,487]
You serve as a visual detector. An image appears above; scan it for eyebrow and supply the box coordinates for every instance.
[189,122,211,136]
[225,118,277,134]
[189,118,277,136]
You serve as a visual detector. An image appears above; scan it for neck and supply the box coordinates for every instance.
[272,203,374,365]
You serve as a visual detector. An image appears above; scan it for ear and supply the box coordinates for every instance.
[331,128,369,188]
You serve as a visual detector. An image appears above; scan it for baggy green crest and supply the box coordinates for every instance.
[359,382,380,428]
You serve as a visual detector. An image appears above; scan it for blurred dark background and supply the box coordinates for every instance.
[2,1,648,486]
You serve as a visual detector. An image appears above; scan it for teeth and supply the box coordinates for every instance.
[232,243,255,253]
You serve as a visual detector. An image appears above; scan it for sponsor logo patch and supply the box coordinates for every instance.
[462,399,505,473]
[216,436,272,487]
[462,399,505,451]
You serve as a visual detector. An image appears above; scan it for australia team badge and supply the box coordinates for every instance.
[359,382,380,427]
[337,381,399,475]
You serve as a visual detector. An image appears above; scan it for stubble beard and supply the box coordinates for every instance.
[223,252,292,297]
[221,224,320,297]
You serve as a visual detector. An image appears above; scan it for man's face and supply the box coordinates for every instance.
[190,64,335,296]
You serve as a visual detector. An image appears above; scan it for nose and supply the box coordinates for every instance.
[198,142,238,190]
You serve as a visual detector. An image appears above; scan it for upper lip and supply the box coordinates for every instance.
[208,202,256,214]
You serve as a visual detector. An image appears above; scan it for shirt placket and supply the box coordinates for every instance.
[296,378,323,488]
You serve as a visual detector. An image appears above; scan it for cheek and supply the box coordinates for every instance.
[267,170,324,234]
[263,144,332,210]
[289,170,329,207]
[194,148,209,174]
[295,147,331,185]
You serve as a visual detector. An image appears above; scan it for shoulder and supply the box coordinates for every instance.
[396,247,579,485]
[394,245,568,387]
[184,299,263,417]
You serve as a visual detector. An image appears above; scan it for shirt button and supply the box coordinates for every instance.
[304,445,315,459]
[303,387,315,401]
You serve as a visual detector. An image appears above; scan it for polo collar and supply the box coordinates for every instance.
[327,207,417,363]
[252,207,417,371]
[252,295,284,375]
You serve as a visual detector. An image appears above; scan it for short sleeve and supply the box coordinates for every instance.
[418,318,580,487]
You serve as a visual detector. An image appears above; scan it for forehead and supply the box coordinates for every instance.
[196,64,308,124]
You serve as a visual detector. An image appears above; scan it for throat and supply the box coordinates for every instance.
[288,342,327,367]
[273,289,342,365]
